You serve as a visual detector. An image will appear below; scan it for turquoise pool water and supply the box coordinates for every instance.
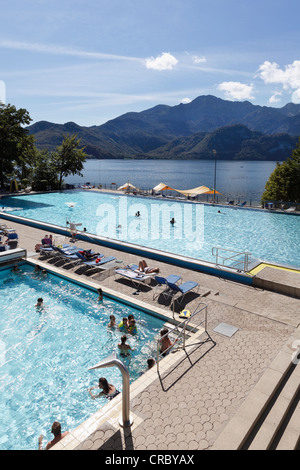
[2,190,300,268]
[0,264,165,450]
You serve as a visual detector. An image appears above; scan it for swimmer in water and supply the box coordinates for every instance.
[108,315,116,328]
[35,297,44,308]
[88,377,120,400]
[118,335,135,355]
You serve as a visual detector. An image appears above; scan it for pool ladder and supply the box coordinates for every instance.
[212,247,251,272]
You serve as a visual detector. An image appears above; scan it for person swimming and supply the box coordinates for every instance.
[35,297,44,308]
[108,315,116,328]
[118,317,129,332]
[127,318,137,335]
[88,377,120,400]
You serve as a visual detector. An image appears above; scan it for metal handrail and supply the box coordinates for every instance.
[156,302,208,373]
[212,246,251,272]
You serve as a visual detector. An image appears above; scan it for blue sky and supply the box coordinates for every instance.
[1,0,300,126]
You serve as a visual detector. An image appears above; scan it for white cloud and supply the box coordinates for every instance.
[0,80,6,104]
[192,55,206,64]
[217,81,254,100]
[180,97,192,104]
[145,52,178,71]
[269,91,282,104]
[292,88,300,104]
[258,60,300,103]
[0,39,141,63]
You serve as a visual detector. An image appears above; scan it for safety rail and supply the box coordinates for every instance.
[156,302,208,374]
[212,246,251,272]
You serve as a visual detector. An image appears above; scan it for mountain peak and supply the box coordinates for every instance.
[27,94,300,160]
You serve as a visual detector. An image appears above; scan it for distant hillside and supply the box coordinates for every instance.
[149,125,298,161]
[27,95,300,160]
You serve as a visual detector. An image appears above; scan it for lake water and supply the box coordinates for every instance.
[64,159,279,205]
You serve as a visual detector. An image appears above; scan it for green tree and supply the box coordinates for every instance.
[31,148,59,191]
[0,103,35,187]
[262,138,300,203]
[53,134,87,190]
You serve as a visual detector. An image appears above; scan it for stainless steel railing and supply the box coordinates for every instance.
[156,302,208,373]
[212,246,251,272]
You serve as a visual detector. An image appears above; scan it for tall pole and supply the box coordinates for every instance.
[213,149,217,204]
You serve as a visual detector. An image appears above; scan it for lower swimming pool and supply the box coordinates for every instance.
[1,190,300,269]
[0,264,165,450]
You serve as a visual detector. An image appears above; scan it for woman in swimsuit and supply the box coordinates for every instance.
[138,260,159,274]
[88,377,120,400]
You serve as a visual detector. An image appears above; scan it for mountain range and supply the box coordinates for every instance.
[27,95,300,161]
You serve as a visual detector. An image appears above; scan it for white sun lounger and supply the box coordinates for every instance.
[115,268,154,288]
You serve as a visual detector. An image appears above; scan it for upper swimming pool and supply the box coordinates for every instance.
[0,263,165,450]
[1,190,300,269]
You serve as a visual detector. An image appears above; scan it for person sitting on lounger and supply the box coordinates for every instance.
[78,249,98,260]
[138,260,159,274]
[41,235,52,245]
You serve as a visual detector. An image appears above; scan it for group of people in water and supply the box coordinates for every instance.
[30,256,177,449]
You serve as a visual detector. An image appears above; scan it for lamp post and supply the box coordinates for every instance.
[213,149,217,203]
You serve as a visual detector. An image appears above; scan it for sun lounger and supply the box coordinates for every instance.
[53,245,78,256]
[39,244,78,258]
[93,259,123,280]
[165,280,199,304]
[76,252,114,270]
[0,224,15,235]
[124,264,139,271]
[51,246,82,264]
[237,201,247,207]
[6,232,18,249]
[95,256,116,265]
[115,268,154,288]
[153,274,182,300]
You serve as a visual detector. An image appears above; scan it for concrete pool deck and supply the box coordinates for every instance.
[1,218,299,451]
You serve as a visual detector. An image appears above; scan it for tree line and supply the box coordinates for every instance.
[0,102,299,202]
[0,103,87,191]
[261,139,300,204]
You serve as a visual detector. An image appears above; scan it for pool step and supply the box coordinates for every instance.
[246,364,299,450]
[253,266,300,299]
[211,330,300,450]
[275,392,300,450]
